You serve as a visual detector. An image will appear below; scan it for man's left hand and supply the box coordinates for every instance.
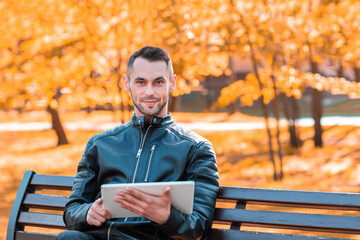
[115,186,171,225]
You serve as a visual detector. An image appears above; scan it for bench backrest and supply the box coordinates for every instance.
[211,186,360,239]
[7,170,360,240]
[7,171,71,240]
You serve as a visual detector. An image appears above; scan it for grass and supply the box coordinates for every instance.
[1,110,360,239]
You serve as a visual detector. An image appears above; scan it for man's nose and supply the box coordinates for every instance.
[145,85,155,96]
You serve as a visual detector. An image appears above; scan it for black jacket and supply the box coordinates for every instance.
[63,114,219,240]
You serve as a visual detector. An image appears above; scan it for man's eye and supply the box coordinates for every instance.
[136,81,144,85]
[155,80,164,85]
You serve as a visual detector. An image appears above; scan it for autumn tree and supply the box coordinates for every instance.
[0,0,231,146]
[213,0,360,180]
[0,0,87,145]
[285,0,360,147]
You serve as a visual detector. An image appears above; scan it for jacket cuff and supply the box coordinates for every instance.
[64,203,93,231]
[155,206,184,236]
[80,203,93,229]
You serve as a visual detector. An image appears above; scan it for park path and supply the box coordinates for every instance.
[0,116,359,131]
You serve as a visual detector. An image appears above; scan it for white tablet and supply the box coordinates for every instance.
[101,181,195,218]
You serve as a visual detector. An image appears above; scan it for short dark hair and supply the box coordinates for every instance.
[127,46,173,79]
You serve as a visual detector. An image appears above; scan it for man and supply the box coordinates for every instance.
[57,46,219,240]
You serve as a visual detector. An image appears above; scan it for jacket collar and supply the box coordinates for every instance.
[130,113,174,127]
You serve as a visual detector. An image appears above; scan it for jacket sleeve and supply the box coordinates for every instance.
[157,140,219,239]
[63,137,99,231]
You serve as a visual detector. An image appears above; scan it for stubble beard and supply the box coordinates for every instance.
[130,90,168,117]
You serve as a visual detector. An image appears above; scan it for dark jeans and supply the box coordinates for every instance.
[56,221,164,240]
[56,230,97,240]
[56,228,152,240]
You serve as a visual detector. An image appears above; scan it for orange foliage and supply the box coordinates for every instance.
[0,0,231,112]
[215,66,360,109]
[1,0,359,112]
[214,0,360,109]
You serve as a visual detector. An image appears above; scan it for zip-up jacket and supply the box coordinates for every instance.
[63,113,219,240]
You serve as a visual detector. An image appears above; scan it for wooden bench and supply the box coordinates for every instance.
[7,170,360,240]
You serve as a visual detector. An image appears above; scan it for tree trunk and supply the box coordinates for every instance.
[127,95,132,115]
[228,56,239,115]
[281,94,301,148]
[47,105,69,146]
[261,97,278,180]
[115,55,127,123]
[290,96,301,147]
[246,34,276,178]
[228,98,237,115]
[250,58,277,180]
[238,10,277,180]
[85,106,92,114]
[353,66,360,82]
[116,77,126,123]
[120,97,125,123]
[337,59,344,78]
[312,88,323,147]
[310,61,323,147]
[271,74,283,180]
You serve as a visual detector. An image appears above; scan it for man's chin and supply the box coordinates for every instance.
[139,107,161,117]
[135,101,167,117]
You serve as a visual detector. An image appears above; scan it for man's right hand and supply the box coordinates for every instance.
[86,198,112,226]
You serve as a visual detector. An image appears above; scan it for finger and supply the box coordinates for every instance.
[96,198,112,218]
[162,186,171,197]
[116,190,126,197]
[88,217,103,227]
[91,199,111,219]
[114,194,141,209]
[160,186,171,204]
[94,198,103,206]
[97,198,112,218]
[105,210,112,219]
[93,210,108,223]
[87,209,107,226]
[119,190,148,207]
[93,198,104,211]
[114,196,124,203]
[94,201,111,218]
[117,197,146,217]
[97,207,112,219]
[124,187,148,200]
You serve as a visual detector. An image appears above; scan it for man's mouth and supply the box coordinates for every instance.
[141,99,159,106]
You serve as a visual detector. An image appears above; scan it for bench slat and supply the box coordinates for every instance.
[218,187,360,211]
[18,212,66,229]
[15,231,56,240]
[207,229,345,240]
[214,209,360,234]
[23,194,68,211]
[30,175,74,190]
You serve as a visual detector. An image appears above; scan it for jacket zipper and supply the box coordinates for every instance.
[132,125,152,183]
[107,221,114,240]
[144,144,156,182]
[108,125,152,232]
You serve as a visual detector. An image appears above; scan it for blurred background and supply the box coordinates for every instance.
[1,0,359,239]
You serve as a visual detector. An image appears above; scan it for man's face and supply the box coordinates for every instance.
[123,57,176,119]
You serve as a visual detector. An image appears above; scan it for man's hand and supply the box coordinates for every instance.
[86,198,112,226]
[115,186,171,225]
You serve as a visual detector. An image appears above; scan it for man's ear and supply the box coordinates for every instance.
[169,74,176,92]
[122,74,130,92]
